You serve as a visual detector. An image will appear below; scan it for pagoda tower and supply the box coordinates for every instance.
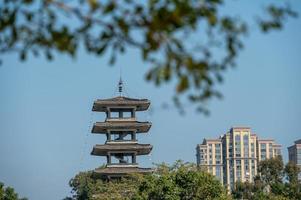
[90,80,153,179]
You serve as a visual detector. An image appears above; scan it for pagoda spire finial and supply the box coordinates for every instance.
[118,65,124,97]
[118,77,123,96]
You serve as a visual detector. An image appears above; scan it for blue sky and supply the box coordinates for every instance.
[0,1,301,200]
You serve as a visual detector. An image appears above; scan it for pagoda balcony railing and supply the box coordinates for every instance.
[107,163,139,167]
[106,117,136,122]
[106,140,138,144]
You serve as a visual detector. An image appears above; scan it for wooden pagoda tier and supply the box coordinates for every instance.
[92,96,150,112]
[91,121,152,134]
[91,144,153,156]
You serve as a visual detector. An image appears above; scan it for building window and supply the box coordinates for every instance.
[243,135,249,158]
[215,144,221,154]
[235,135,241,142]
[216,166,222,180]
[297,149,301,164]
[243,135,248,143]
[245,159,249,171]
[251,143,255,157]
[261,143,267,160]
[269,143,273,158]
[261,143,266,151]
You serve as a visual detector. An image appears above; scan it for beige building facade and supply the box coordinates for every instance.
[196,127,282,190]
[196,139,223,183]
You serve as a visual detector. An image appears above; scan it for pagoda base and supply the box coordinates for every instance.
[92,166,153,179]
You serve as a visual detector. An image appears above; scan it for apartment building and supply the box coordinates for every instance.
[196,127,282,190]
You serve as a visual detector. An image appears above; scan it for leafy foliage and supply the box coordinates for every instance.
[258,156,284,186]
[67,171,141,200]
[232,157,301,200]
[0,0,297,113]
[66,161,229,200]
[67,159,301,199]
[0,182,27,200]
[133,161,229,200]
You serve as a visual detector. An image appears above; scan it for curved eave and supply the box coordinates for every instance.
[91,144,153,156]
[91,121,152,134]
[92,97,150,112]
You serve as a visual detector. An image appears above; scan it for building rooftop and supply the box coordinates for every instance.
[294,139,301,144]
[230,126,251,131]
[202,138,221,144]
[258,139,275,142]
[288,139,301,149]
[92,121,152,133]
[92,96,150,112]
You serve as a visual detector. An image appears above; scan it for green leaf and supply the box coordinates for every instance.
[177,76,189,93]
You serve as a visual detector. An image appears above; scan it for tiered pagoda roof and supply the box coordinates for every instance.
[92,96,150,111]
[91,144,153,156]
[92,121,152,133]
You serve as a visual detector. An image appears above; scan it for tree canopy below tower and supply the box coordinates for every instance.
[64,161,230,200]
